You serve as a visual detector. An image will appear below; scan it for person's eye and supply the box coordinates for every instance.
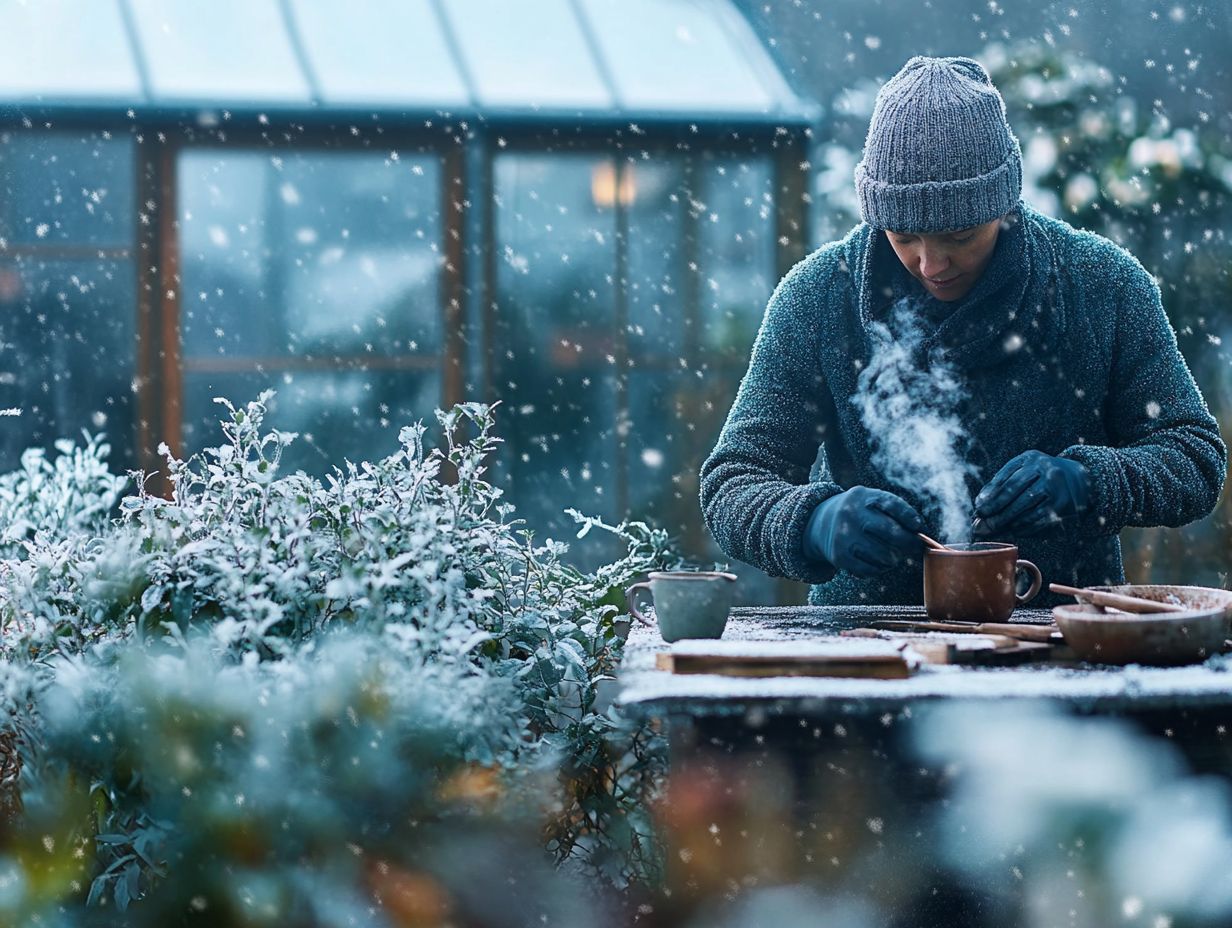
[951,233,975,244]
[892,235,915,245]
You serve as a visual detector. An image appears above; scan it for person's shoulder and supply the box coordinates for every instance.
[770,225,867,304]
[1030,206,1154,291]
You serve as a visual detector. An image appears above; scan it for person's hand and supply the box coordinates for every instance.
[804,486,926,577]
[973,451,1092,537]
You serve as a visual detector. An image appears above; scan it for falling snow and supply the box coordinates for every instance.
[0,2,1227,923]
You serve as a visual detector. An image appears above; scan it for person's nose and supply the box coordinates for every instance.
[918,246,951,280]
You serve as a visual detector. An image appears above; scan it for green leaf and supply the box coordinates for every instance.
[102,853,137,875]
[124,863,141,906]
[535,655,563,687]
[556,639,589,678]
[115,870,131,911]
[86,875,108,907]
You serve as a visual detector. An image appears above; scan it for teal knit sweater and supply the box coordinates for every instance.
[699,204,1226,607]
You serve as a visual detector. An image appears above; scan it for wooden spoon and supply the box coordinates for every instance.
[1049,583,1186,615]
[870,619,1059,643]
[917,533,953,552]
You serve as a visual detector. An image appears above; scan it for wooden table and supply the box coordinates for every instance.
[616,605,1232,927]
[620,605,1232,713]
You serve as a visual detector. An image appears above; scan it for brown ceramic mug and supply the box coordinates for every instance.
[923,542,1043,622]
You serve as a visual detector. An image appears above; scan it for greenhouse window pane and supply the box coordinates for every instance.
[698,157,775,362]
[579,0,776,112]
[0,0,141,102]
[129,0,310,103]
[493,153,620,568]
[694,156,777,599]
[183,369,440,475]
[178,149,443,361]
[0,259,137,471]
[0,133,136,247]
[626,368,690,525]
[289,0,469,108]
[443,0,612,110]
[177,148,443,477]
[625,160,689,362]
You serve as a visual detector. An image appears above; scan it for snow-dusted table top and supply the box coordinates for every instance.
[617,605,1232,716]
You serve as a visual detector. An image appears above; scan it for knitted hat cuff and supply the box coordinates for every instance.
[855,147,1023,233]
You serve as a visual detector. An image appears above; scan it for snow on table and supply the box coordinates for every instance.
[618,605,1232,715]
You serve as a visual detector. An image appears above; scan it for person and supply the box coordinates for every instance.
[699,55,1226,607]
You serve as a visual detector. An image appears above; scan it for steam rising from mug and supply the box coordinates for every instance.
[853,299,977,544]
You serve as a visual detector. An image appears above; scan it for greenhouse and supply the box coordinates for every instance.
[0,0,816,598]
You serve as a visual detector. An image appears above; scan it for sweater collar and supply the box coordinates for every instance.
[848,200,1063,371]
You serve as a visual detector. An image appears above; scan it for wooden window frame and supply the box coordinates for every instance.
[135,123,469,489]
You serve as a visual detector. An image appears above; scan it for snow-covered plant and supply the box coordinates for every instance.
[0,394,684,919]
[7,634,592,926]
[0,434,127,555]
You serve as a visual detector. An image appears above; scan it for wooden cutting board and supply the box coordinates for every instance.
[655,639,914,679]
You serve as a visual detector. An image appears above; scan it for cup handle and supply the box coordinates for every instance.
[1015,560,1043,604]
[625,581,655,626]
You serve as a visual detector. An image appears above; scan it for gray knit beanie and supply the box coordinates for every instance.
[854,55,1022,233]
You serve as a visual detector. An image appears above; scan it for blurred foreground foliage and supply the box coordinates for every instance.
[0,393,682,925]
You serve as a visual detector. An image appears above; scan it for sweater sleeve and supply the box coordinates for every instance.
[698,256,845,583]
[1060,260,1226,536]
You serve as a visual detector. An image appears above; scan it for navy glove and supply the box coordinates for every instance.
[973,450,1092,537]
[804,486,927,577]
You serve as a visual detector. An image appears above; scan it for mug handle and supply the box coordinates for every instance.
[625,581,655,626]
[1015,560,1043,605]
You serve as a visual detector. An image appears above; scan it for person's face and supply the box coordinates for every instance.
[885,216,1004,302]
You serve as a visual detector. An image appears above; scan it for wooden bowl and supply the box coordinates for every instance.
[1052,584,1232,666]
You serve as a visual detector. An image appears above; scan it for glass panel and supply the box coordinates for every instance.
[622,159,694,550]
[580,0,775,112]
[0,259,137,471]
[697,157,775,364]
[0,0,141,101]
[693,155,778,600]
[691,368,780,605]
[289,0,469,108]
[443,0,612,110]
[493,153,620,567]
[129,0,310,103]
[625,368,690,527]
[0,133,136,247]
[626,160,689,362]
[178,149,442,361]
[623,156,778,599]
[183,369,440,475]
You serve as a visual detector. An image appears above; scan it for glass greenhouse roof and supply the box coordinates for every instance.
[0,0,816,123]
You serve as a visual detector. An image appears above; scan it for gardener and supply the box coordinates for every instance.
[699,55,1226,606]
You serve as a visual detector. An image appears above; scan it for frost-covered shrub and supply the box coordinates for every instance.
[0,394,683,923]
[11,636,587,927]
[914,702,1232,926]
[0,435,127,558]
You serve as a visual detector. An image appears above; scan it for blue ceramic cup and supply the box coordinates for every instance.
[626,570,737,642]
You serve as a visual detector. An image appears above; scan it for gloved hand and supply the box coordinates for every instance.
[804,486,926,577]
[973,450,1092,537]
